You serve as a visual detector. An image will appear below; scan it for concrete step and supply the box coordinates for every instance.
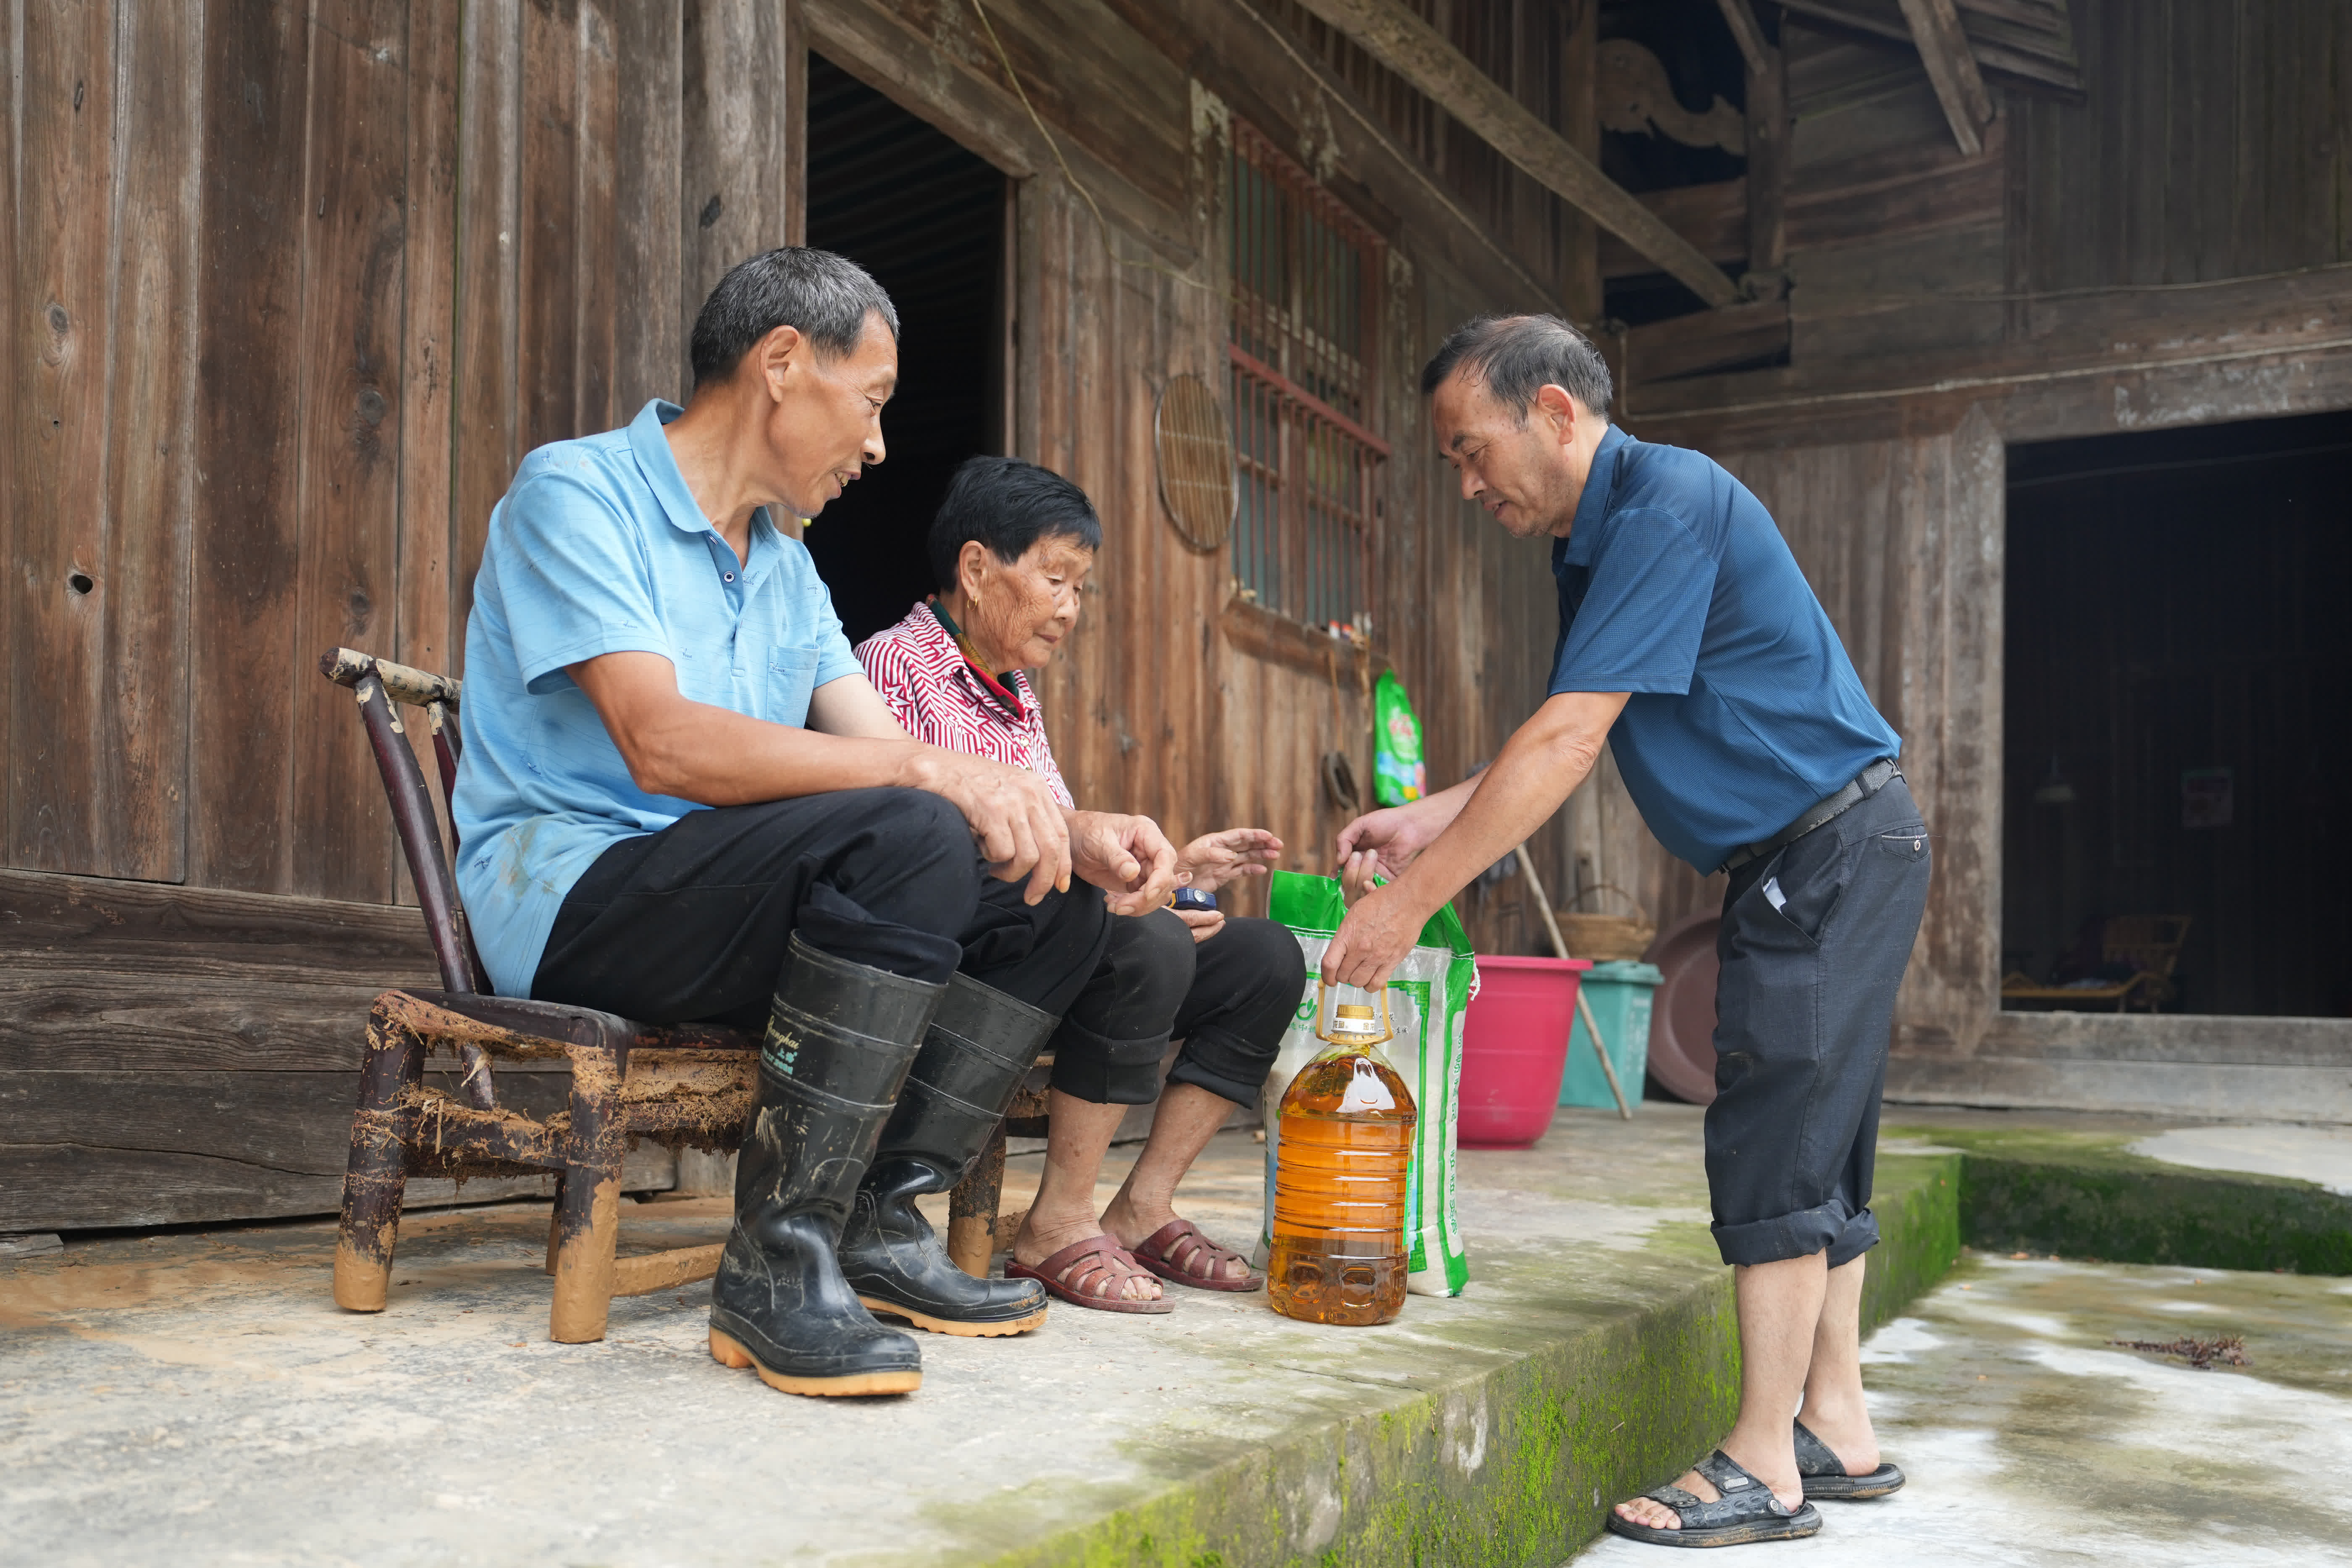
[3,1106,2343,1563]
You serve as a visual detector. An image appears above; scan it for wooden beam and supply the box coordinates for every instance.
[1713,0,1770,77]
[1895,0,1994,154]
[1623,297,1790,384]
[1743,35,1788,289]
[1289,0,1742,308]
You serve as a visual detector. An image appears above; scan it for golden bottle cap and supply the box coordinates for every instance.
[1336,1004,1374,1020]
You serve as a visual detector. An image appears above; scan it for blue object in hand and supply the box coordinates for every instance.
[1172,886,1217,913]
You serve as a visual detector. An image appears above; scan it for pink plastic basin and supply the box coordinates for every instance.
[1457,955,1593,1149]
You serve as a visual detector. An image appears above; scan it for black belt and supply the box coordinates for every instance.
[1719,758,1901,876]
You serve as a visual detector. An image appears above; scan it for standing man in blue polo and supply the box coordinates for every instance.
[1323,315,1930,1547]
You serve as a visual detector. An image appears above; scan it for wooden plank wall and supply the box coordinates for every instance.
[2013,0,2352,294]
[0,0,733,906]
[6,1,200,885]
[0,0,790,1229]
[1712,413,2006,1055]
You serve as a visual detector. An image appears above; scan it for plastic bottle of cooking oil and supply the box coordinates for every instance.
[1268,988,1418,1326]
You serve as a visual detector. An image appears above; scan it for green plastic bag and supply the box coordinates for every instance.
[1372,670,1426,806]
[1255,870,1477,1296]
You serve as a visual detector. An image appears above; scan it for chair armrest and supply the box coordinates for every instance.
[388,988,637,1058]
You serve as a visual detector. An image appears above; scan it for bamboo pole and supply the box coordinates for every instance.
[1514,843,1633,1121]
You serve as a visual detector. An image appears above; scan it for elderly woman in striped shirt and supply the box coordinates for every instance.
[856,456,1305,1312]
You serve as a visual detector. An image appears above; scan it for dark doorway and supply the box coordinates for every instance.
[2003,410,2352,1017]
[803,55,1007,644]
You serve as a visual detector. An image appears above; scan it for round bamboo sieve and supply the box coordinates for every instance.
[1154,373,1236,552]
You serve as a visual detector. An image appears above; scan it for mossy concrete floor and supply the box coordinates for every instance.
[1577,1254,2352,1566]
[0,1103,2342,1567]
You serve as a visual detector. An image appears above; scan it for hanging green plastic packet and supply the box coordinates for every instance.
[1373,670,1426,806]
[1255,870,1477,1296]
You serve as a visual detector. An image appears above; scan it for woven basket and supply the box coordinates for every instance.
[1555,885,1656,962]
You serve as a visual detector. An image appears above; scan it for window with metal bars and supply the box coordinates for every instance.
[1228,121,1389,641]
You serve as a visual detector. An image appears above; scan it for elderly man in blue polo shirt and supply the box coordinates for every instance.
[454,247,1177,1400]
[1323,315,1930,1548]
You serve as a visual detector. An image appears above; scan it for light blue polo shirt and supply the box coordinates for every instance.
[453,398,862,997]
[1547,424,1901,872]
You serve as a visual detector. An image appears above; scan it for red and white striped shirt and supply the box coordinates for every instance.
[856,601,1075,808]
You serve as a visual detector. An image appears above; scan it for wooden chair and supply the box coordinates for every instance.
[2001,914,2192,1014]
[320,646,758,1343]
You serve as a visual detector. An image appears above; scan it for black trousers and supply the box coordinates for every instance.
[529,788,1302,1112]
[530,789,1111,1032]
[1048,909,1305,1107]
[1705,775,1932,1269]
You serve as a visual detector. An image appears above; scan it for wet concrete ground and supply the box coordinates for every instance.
[1576,1252,2352,1566]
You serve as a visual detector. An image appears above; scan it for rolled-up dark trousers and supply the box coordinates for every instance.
[528,788,1111,1029]
[1047,909,1306,1107]
[1705,775,1932,1269]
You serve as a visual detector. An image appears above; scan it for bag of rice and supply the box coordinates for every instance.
[1254,870,1476,1296]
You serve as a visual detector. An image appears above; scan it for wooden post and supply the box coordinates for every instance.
[1743,29,1789,300]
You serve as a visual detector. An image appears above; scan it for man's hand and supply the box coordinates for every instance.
[1070,810,1180,915]
[1333,792,1460,879]
[1319,879,1432,991]
[568,651,1078,901]
[1176,827,1283,893]
[1323,690,1631,989]
[912,750,1073,905]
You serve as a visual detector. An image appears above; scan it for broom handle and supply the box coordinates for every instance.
[1514,843,1634,1121]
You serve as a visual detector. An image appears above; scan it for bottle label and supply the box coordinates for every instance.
[1335,1059,1396,1115]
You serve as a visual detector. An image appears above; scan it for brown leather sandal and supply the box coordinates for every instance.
[1005,1235,1174,1314]
[1131,1219,1265,1293]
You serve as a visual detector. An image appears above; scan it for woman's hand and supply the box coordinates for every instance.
[1174,828,1283,894]
[1069,810,1180,915]
[1173,906,1226,944]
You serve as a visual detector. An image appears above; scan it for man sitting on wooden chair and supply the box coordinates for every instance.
[452,247,1177,1398]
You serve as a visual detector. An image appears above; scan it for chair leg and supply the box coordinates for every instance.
[946,1123,1009,1279]
[544,1172,566,1276]
[334,1007,423,1312]
[548,1041,625,1343]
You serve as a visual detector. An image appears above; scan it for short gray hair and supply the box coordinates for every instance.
[1421,314,1613,422]
[689,247,900,388]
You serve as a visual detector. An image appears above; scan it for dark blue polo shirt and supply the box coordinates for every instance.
[1548,424,1899,872]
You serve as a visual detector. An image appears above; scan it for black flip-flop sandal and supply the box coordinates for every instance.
[1793,1419,1905,1501]
[1604,1449,1822,1548]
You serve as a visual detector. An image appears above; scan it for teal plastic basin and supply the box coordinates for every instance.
[1559,959,1663,1111]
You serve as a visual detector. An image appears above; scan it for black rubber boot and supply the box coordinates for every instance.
[838,973,1058,1336]
[707,935,942,1397]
